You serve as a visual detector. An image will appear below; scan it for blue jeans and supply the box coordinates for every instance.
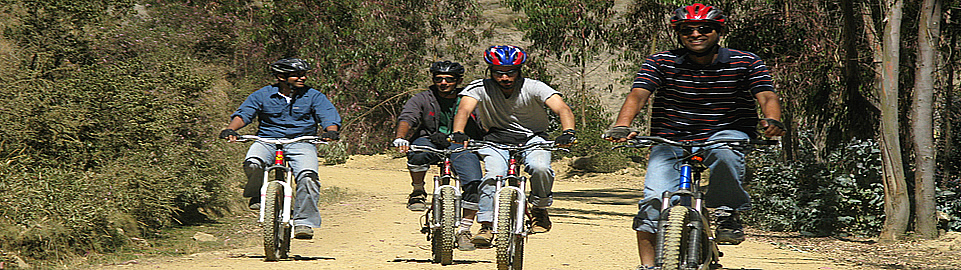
[475,136,554,223]
[243,141,322,228]
[632,130,751,233]
[407,137,484,210]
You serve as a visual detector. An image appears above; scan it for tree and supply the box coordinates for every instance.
[879,0,910,243]
[912,0,942,239]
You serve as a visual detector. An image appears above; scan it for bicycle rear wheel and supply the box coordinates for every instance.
[432,186,457,265]
[495,188,523,270]
[263,181,288,261]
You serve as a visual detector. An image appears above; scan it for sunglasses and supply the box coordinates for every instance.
[490,68,520,76]
[432,76,459,83]
[678,25,718,36]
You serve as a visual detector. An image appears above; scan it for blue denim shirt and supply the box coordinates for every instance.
[231,84,341,138]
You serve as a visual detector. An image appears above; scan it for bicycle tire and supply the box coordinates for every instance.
[660,206,690,270]
[435,186,457,265]
[263,181,287,261]
[496,188,522,270]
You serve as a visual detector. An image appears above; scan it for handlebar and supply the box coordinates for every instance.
[236,135,329,145]
[468,140,571,153]
[408,144,487,156]
[613,136,778,150]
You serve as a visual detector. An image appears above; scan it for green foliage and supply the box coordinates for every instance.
[745,131,885,237]
[242,0,481,154]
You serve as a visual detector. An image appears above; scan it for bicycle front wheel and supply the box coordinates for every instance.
[659,206,693,270]
[263,181,288,261]
[495,188,524,270]
[432,186,457,265]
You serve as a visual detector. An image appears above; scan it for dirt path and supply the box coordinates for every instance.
[105,155,860,270]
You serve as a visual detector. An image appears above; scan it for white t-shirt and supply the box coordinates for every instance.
[460,78,561,139]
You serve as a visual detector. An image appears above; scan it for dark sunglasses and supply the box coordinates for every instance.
[490,68,520,76]
[432,76,459,83]
[678,25,717,36]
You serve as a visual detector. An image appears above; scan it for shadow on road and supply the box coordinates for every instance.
[554,187,642,205]
[390,258,492,265]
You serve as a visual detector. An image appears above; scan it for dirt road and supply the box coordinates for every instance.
[105,154,858,270]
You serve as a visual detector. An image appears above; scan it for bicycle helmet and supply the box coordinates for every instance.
[483,45,527,66]
[429,61,465,76]
[270,58,312,74]
[669,3,726,28]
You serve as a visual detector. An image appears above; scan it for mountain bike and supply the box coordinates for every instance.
[614,136,776,270]
[409,144,482,265]
[236,135,328,262]
[469,140,569,270]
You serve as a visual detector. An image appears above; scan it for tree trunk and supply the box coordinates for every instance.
[912,0,942,239]
[878,0,910,243]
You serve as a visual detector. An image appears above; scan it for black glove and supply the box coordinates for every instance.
[448,131,470,144]
[602,126,635,140]
[321,130,340,141]
[219,129,240,139]
[429,132,451,148]
[554,129,577,147]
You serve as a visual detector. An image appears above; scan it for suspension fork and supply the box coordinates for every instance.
[258,145,294,224]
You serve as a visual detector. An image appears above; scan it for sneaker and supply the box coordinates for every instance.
[406,190,428,211]
[471,226,493,249]
[714,210,744,245]
[248,197,260,211]
[530,208,552,233]
[294,225,314,239]
[457,231,476,251]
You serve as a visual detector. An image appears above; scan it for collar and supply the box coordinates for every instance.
[269,84,307,98]
[674,47,732,66]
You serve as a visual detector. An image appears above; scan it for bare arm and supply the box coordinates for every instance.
[544,94,575,131]
[607,88,652,142]
[223,116,247,141]
[755,91,785,137]
[452,96,478,134]
[393,121,412,152]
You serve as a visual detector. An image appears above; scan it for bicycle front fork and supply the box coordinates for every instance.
[258,165,293,224]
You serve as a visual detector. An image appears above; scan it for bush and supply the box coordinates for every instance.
[745,136,884,237]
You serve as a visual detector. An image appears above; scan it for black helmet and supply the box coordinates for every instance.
[270,58,312,74]
[429,61,465,76]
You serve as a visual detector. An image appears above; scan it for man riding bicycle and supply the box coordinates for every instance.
[602,4,786,269]
[219,58,342,240]
[450,45,577,248]
[392,60,485,251]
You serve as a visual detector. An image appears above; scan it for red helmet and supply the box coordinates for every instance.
[670,3,726,28]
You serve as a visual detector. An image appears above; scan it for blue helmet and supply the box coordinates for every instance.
[483,45,527,66]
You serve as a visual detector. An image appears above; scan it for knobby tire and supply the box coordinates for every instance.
[436,186,457,265]
[263,181,288,261]
[496,188,523,270]
[660,206,690,270]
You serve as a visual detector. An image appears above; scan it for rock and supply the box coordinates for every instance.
[192,232,218,242]
[571,156,593,170]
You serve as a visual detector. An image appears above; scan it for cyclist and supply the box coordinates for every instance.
[219,58,342,240]
[602,4,786,268]
[450,45,577,248]
[392,60,485,251]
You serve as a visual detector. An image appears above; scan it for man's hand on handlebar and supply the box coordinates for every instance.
[554,129,577,147]
[321,130,340,141]
[447,131,470,144]
[393,138,410,153]
[602,126,638,143]
[219,129,240,142]
[760,118,786,138]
